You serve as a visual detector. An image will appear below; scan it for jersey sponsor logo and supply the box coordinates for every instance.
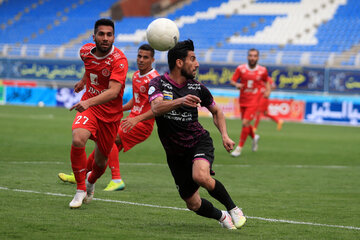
[102,68,110,77]
[132,104,144,113]
[88,86,106,95]
[119,63,125,69]
[140,85,146,93]
[188,83,201,90]
[161,81,173,90]
[163,91,173,100]
[164,110,193,121]
[90,73,99,86]
[148,86,155,95]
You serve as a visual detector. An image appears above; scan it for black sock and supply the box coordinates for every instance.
[195,198,222,220]
[208,179,236,211]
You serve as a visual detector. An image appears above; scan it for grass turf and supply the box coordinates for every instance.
[0,105,359,239]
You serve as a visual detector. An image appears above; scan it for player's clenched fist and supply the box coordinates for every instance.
[180,94,201,108]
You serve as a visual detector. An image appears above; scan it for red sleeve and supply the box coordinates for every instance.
[231,67,241,83]
[264,68,269,82]
[110,57,128,85]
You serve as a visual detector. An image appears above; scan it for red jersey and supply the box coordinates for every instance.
[129,68,159,126]
[232,64,268,107]
[80,43,128,123]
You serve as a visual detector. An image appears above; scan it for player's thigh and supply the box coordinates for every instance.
[96,121,120,157]
[118,122,153,151]
[242,106,257,122]
[72,110,97,146]
[166,151,199,200]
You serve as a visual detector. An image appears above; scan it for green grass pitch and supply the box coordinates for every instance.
[0,105,359,239]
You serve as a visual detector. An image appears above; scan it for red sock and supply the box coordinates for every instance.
[70,145,87,191]
[88,157,107,184]
[86,150,95,173]
[249,125,255,139]
[108,143,121,180]
[239,126,250,147]
[266,113,279,123]
[254,113,261,129]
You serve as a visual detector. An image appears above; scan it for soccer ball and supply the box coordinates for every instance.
[146,18,180,51]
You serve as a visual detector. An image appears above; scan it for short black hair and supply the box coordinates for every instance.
[94,18,115,34]
[248,48,259,56]
[138,44,155,57]
[167,39,194,71]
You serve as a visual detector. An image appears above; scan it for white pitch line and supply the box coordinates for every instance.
[8,161,64,165]
[5,162,357,169]
[0,186,359,231]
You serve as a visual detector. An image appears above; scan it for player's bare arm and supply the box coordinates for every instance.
[122,98,134,112]
[230,80,243,90]
[264,80,271,98]
[151,94,201,116]
[70,80,122,112]
[207,104,235,152]
[120,109,154,132]
[74,73,87,93]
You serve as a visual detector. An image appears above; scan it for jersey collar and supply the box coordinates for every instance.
[246,64,258,71]
[139,68,156,78]
[90,45,115,60]
[164,72,187,88]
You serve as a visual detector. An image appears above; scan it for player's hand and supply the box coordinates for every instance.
[180,94,201,108]
[264,90,270,98]
[236,83,244,90]
[222,135,235,152]
[120,117,139,133]
[69,101,90,112]
[74,81,85,93]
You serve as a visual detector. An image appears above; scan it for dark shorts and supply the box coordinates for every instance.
[165,133,215,199]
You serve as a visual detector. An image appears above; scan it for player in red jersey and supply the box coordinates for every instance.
[67,19,128,208]
[230,48,270,157]
[253,76,283,132]
[58,44,159,192]
[85,44,159,191]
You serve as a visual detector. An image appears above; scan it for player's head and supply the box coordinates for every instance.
[247,48,259,68]
[137,44,155,74]
[167,39,199,80]
[93,18,115,54]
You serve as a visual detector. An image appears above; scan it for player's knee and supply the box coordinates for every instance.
[72,136,86,147]
[242,120,250,127]
[193,171,210,186]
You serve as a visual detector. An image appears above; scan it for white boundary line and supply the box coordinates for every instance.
[5,161,358,169]
[0,186,359,231]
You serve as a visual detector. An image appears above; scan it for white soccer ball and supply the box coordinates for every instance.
[146,18,179,51]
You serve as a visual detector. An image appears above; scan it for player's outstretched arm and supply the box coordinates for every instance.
[207,104,235,152]
[70,80,122,112]
[121,109,154,132]
[150,94,201,116]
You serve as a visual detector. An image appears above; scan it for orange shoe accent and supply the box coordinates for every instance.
[277,120,283,131]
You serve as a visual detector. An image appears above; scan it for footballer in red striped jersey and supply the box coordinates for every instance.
[77,44,159,192]
[65,19,128,208]
[230,48,270,157]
